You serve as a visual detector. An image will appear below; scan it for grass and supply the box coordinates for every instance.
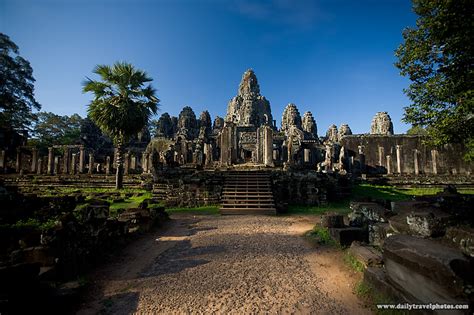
[355,281,407,315]
[305,226,338,246]
[343,251,365,273]
[166,206,220,215]
[287,184,474,216]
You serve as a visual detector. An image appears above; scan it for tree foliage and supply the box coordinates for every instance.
[395,0,473,160]
[0,33,41,130]
[83,62,159,188]
[30,112,83,150]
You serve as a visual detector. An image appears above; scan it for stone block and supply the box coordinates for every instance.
[446,226,474,257]
[368,222,392,246]
[83,204,110,222]
[390,200,430,214]
[349,241,383,267]
[349,201,393,226]
[406,209,452,237]
[321,214,344,228]
[383,235,472,305]
[10,246,56,266]
[329,227,367,247]
[363,267,413,303]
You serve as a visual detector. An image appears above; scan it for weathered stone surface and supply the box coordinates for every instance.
[390,200,431,213]
[329,227,367,246]
[446,226,474,257]
[326,124,338,143]
[389,208,452,237]
[10,246,56,266]
[363,267,412,303]
[321,214,344,228]
[349,201,393,225]
[337,124,352,140]
[198,110,212,136]
[383,235,472,304]
[154,112,175,138]
[302,111,317,138]
[370,112,394,135]
[213,116,224,131]
[406,209,452,237]
[281,103,302,132]
[177,106,198,140]
[368,222,392,246]
[225,69,273,127]
[349,241,383,267]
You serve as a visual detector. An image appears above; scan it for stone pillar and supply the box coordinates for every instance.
[37,158,42,175]
[0,150,5,172]
[431,149,438,174]
[63,147,70,174]
[142,152,148,172]
[358,145,365,174]
[79,147,85,173]
[386,155,392,174]
[124,153,130,175]
[105,156,111,175]
[130,155,137,170]
[204,143,213,166]
[263,126,273,167]
[304,149,310,163]
[378,146,384,166]
[70,153,77,175]
[47,147,54,175]
[287,135,294,165]
[54,156,60,175]
[88,154,94,174]
[273,149,278,161]
[414,149,419,176]
[31,148,38,173]
[15,148,21,173]
[396,145,402,174]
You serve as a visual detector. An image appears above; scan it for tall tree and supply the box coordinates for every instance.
[0,33,41,130]
[83,62,159,189]
[395,0,473,160]
[30,112,83,150]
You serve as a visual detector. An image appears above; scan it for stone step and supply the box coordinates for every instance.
[220,209,276,215]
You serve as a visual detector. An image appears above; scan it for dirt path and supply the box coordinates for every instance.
[77,215,370,314]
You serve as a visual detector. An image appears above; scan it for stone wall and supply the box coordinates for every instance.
[340,134,473,175]
[153,169,224,207]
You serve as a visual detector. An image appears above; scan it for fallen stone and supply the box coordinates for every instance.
[329,227,367,247]
[446,226,474,257]
[390,200,430,213]
[348,241,383,267]
[406,209,452,237]
[363,266,412,303]
[349,202,393,226]
[368,222,392,246]
[383,234,472,305]
[10,246,56,266]
[321,214,344,228]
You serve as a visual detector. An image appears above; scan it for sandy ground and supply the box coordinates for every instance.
[77,214,371,314]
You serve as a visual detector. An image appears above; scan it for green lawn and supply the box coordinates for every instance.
[287,184,474,215]
[166,206,220,215]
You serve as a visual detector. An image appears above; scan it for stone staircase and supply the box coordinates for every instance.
[220,171,276,215]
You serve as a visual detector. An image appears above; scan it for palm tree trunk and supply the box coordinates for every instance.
[115,141,124,189]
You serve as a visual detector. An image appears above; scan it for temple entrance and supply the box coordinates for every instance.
[243,150,252,162]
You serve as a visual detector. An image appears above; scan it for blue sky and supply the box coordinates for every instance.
[1,0,416,134]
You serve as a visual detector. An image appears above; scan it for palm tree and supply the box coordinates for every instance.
[83,62,159,189]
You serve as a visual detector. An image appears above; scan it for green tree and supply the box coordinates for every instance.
[0,33,41,129]
[406,125,428,136]
[395,0,473,160]
[83,62,159,189]
[30,112,83,151]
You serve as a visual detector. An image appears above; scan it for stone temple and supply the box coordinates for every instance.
[4,69,472,178]
[140,69,472,177]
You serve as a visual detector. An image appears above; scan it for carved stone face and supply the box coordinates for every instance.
[225,69,273,127]
[281,103,302,132]
[370,112,394,135]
